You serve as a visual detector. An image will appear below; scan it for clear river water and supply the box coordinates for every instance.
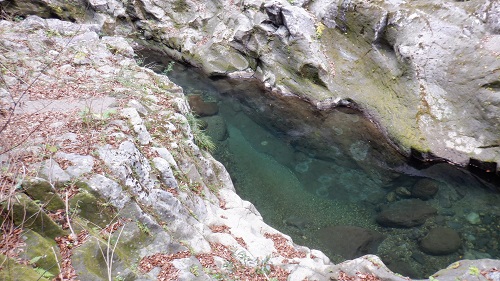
[142,54,500,279]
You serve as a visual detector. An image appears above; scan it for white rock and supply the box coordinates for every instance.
[88,174,129,209]
[121,107,152,145]
[39,159,70,183]
[55,152,94,178]
[152,157,178,189]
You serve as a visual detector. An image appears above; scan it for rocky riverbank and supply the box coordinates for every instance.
[0,16,335,280]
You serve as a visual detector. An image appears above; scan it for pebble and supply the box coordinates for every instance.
[466,212,481,225]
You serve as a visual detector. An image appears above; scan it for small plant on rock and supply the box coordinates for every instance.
[187,113,216,153]
[162,61,175,75]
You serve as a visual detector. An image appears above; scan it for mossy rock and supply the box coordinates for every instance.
[72,236,137,281]
[1,0,90,22]
[4,193,66,239]
[20,230,61,276]
[0,254,51,281]
[71,238,107,280]
[69,192,115,228]
[22,177,65,212]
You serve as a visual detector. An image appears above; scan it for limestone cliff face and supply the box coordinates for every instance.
[59,0,498,172]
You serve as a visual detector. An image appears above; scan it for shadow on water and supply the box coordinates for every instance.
[139,51,500,278]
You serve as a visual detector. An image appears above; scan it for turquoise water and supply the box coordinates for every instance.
[141,55,500,278]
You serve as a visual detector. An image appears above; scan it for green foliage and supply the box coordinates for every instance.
[45,144,58,153]
[162,61,175,75]
[190,265,200,277]
[34,267,55,279]
[315,22,326,39]
[179,183,189,192]
[187,113,216,153]
[208,184,220,195]
[136,221,151,235]
[255,256,271,276]
[468,266,480,276]
[79,107,93,126]
[45,29,61,37]
[79,107,116,128]
[134,55,144,66]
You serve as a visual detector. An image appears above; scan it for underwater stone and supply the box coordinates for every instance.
[376,199,437,228]
[317,225,385,260]
[349,140,370,161]
[283,216,310,230]
[394,186,411,198]
[465,212,481,225]
[463,250,492,260]
[295,161,310,173]
[188,94,219,116]
[420,227,461,255]
[411,178,439,200]
[333,127,343,135]
[318,175,333,184]
[200,115,228,141]
[386,192,397,202]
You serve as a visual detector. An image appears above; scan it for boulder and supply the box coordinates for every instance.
[376,199,437,228]
[6,194,66,239]
[200,115,228,141]
[187,94,219,117]
[22,177,65,211]
[317,225,385,259]
[420,227,462,255]
[411,178,439,200]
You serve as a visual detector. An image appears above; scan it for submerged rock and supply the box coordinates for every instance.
[394,186,412,198]
[420,227,462,256]
[411,178,440,200]
[187,94,219,116]
[376,199,437,228]
[200,115,228,141]
[317,225,385,259]
[283,215,310,231]
[465,212,482,225]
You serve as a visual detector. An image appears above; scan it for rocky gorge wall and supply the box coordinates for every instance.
[68,0,499,177]
[0,0,500,281]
